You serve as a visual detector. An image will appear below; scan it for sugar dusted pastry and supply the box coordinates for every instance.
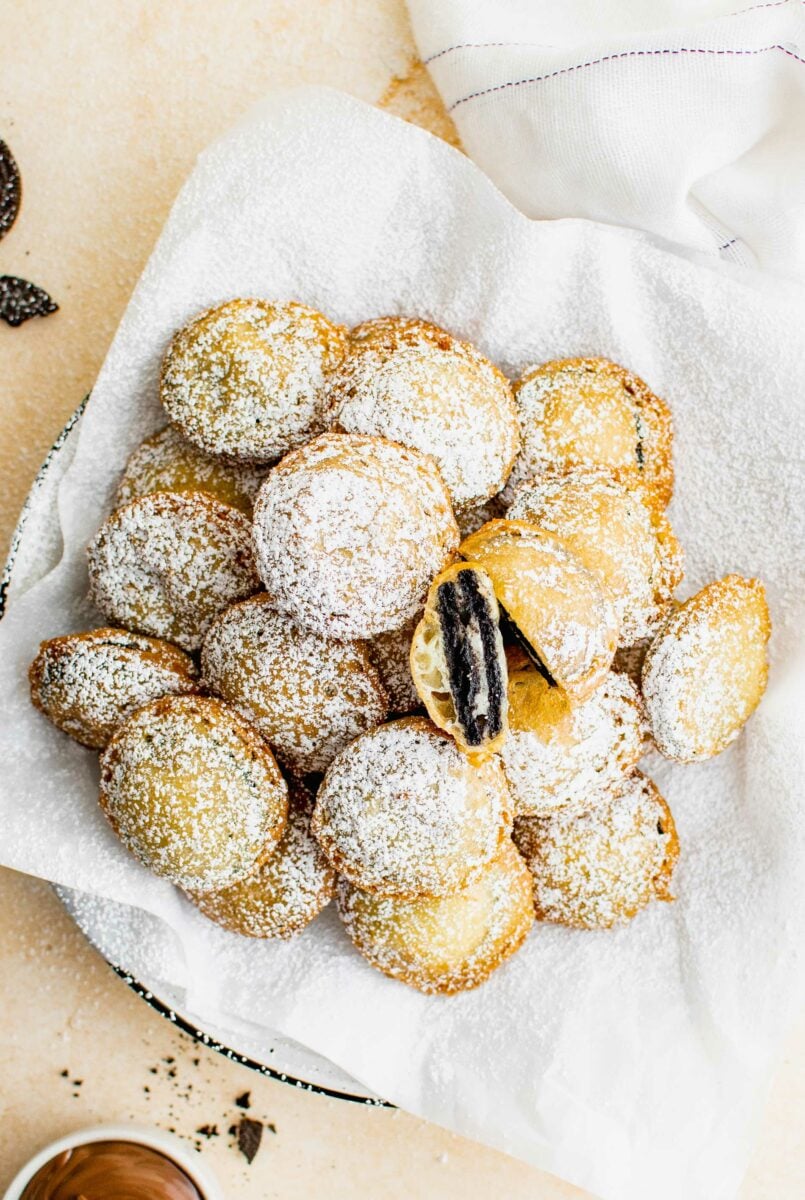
[29,628,200,749]
[160,299,347,463]
[87,491,259,652]
[201,594,388,777]
[501,654,646,817]
[460,519,618,704]
[253,433,459,640]
[311,716,511,898]
[514,771,678,929]
[337,840,534,995]
[327,316,520,507]
[507,357,673,513]
[366,619,421,715]
[642,575,770,762]
[410,563,508,762]
[100,695,288,893]
[116,425,268,514]
[187,780,336,939]
[507,466,676,644]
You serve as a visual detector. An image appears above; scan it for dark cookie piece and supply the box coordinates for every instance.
[0,274,58,326]
[411,563,509,762]
[0,140,21,239]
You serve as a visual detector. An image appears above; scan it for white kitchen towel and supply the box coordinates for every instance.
[408,0,805,277]
[1,89,805,1200]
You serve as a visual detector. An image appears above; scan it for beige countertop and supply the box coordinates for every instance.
[1,3,803,1194]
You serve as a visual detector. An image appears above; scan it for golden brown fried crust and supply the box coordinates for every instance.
[511,356,673,515]
[311,716,512,900]
[100,694,288,892]
[28,627,200,749]
[460,518,618,704]
[410,562,508,764]
[514,771,679,930]
[337,840,534,995]
[161,298,348,464]
[642,575,770,762]
[186,780,336,939]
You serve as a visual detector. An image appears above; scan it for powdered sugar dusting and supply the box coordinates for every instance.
[100,695,288,893]
[507,466,666,645]
[87,490,259,652]
[327,317,520,506]
[501,672,647,817]
[188,782,336,939]
[514,770,677,929]
[337,840,534,994]
[312,717,512,898]
[642,576,770,762]
[365,619,422,715]
[201,595,388,776]
[116,425,268,514]
[253,433,459,639]
[29,628,199,749]
[160,298,347,463]
[505,358,673,510]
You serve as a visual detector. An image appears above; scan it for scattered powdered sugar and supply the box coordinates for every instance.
[100,695,288,894]
[29,628,200,749]
[188,783,336,939]
[252,433,459,640]
[642,576,770,763]
[507,466,663,645]
[500,672,647,818]
[87,490,259,652]
[460,521,618,701]
[312,717,512,898]
[513,770,677,929]
[116,425,269,514]
[504,358,673,511]
[337,840,534,995]
[201,594,388,776]
[327,317,520,507]
[160,298,347,463]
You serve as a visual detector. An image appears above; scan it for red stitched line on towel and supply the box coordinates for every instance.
[448,44,805,111]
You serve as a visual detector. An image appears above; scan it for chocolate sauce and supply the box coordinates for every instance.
[20,1140,204,1200]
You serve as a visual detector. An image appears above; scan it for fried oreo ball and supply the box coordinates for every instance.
[29,628,199,749]
[337,840,534,994]
[99,695,288,893]
[201,594,388,777]
[642,575,770,762]
[312,717,512,899]
[160,298,347,463]
[513,771,679,929]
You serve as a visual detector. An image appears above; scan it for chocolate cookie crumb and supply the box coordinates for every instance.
[237,1117,263,1164]
[0,275,58,326]
[0,140,20,239]
[235,1090,251,1109]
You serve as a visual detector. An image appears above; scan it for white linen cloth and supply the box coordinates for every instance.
[408,0,805,277]
[1,88,805,1200]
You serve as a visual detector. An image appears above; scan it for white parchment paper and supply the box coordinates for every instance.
[1,89,804,1200]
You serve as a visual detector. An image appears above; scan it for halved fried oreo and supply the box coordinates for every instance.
[410,563,508,762]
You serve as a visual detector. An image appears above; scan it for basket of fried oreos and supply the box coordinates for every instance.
[28,299,770,995]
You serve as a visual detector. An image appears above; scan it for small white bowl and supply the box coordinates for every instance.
[2,1124,222,1200]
